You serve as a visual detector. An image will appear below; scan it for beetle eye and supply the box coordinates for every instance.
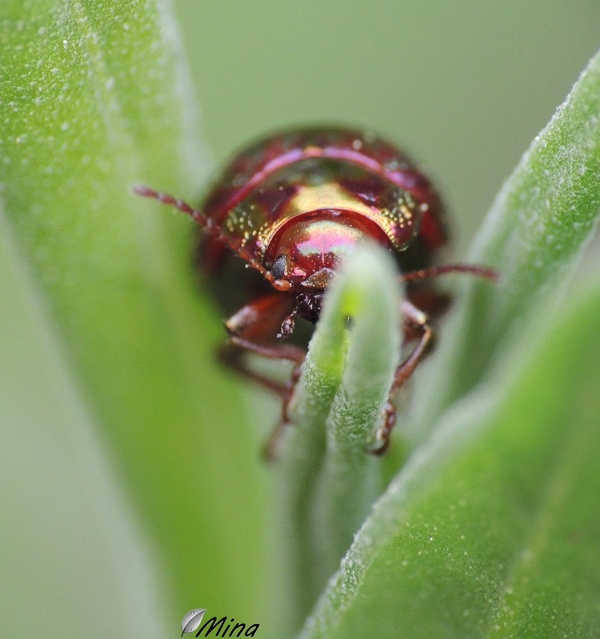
[271,255,288,280]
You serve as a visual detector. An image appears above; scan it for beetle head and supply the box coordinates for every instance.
[266,210,391,323]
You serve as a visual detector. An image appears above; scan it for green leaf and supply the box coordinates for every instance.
[299,277,600,639]
[0,205,172,637]
[0,0,270,627]
[415,48,600,436]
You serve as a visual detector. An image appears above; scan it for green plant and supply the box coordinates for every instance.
[1,3,599,638]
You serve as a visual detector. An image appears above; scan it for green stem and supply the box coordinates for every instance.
[278,245,402,632]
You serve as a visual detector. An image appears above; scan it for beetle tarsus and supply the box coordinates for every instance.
[371,400,396,455]
[277,310,297,340]
[369,300,435,455]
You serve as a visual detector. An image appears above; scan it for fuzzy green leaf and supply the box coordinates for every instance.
[0,0,270,625]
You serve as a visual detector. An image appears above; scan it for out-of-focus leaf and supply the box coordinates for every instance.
[0,0,270,624]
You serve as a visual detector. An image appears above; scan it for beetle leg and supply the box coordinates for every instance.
[218,343,290,396]
[406,287,452,320]
[220,292,305,388]
[394,300,435,390]
[219,336,305,460]
[372,300,435,454]
[262,361,304,460]
[224,334,305,461]
[219,293,307,459]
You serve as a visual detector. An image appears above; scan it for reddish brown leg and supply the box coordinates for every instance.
[406,287,451,321]
[220,292,305,387]
[218,342,289,396]
[260,361,304,460]
[219,293,307,459]
[372,300,434,455]
[226,333,306,456]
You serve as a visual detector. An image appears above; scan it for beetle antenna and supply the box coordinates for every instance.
[133,185,217,231]
[133,185,292,291]
[399,263,499,284]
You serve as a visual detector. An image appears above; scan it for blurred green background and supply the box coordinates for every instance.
[1,2,598,638]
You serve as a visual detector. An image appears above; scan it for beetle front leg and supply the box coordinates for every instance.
[393,300,435,390]
[372,300,435,454]
[219,293,307,459]
[220,292,305,388]
[219,336,305,461]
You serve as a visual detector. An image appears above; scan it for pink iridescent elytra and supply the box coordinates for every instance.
[135,126,496,456]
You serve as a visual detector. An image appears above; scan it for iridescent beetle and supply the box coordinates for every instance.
[135,127,496,455]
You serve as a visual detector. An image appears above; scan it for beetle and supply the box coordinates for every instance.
[134,127,496,456]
